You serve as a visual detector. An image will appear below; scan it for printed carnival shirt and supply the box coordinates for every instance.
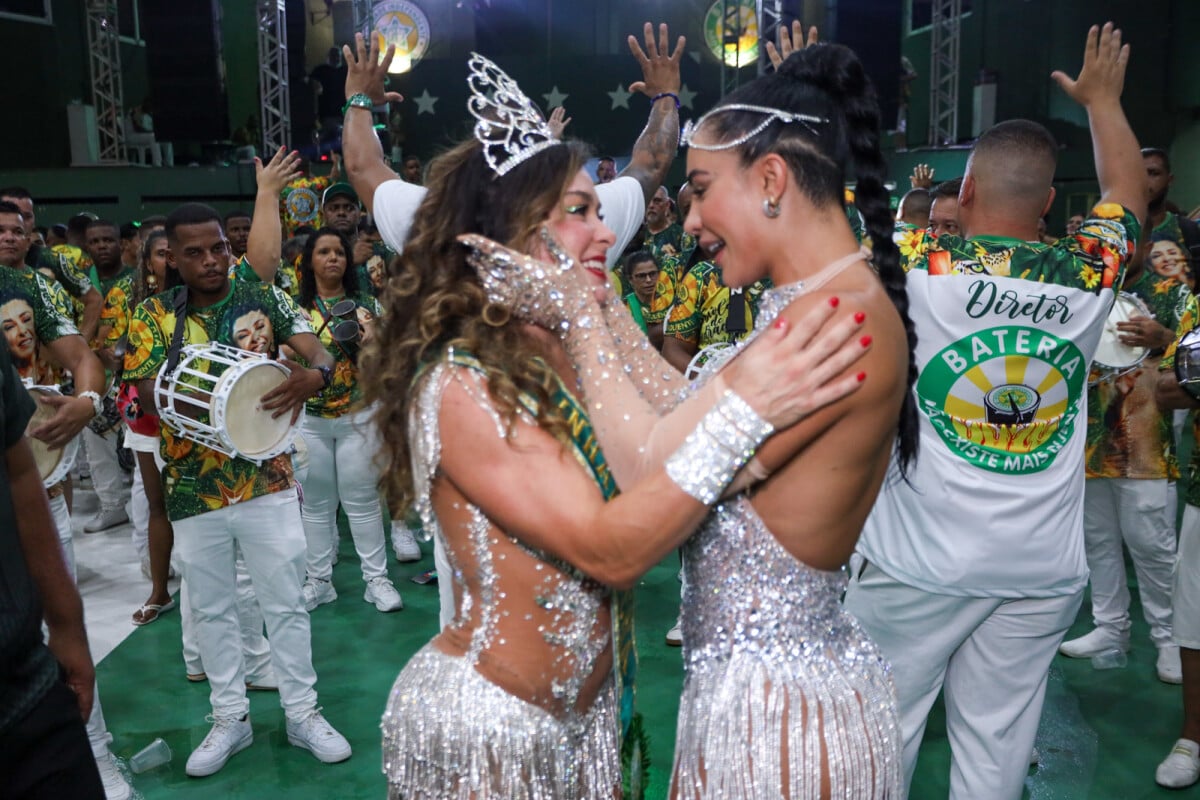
[0,264,78,385]
[123,281,312,521]
[299,293,380,418]
[858,203,1140,598]
[647,252,687,328]
[664,260,768,350]
[94,267,135,348]
[1084,268,1196,480]
[231,255,300,299]
[643,222,696,266]
[1161,302,1200,507]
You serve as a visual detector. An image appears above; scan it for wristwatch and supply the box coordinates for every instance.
[78,390,104,418]
[315,365,333,389]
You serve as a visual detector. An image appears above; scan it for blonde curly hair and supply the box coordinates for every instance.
[360,137,590,512]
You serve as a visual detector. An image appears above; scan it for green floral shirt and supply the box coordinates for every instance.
[299,293,380,418]
[0,264,78,384]
[1161,302,1200,506]
[123,281,312,521]
[647,252,686,327]
[664,260,769,349]
[1084,268,1196,479]
[232,255,300,299]
[899,202,1138,292]
[32,246,92,300]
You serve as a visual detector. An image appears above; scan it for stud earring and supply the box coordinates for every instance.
[762,197,781,218]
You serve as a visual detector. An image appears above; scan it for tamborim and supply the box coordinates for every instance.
[24,383,81,488]
[1174,328,1200,400]
[154,342,301,464]
[1090,291,1153,386]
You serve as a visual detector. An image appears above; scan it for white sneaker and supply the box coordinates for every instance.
[185,715,253,777]
[390,523,422,562]
[245,663,278,691]
[364,576,404,612]
[84,507,129,533]
[1156,738,1200,788]
[286,709,352,763]
[666,619,683,647]
[1058,627,1129,659]
[95,750,132,800]
[1158,645,1183,684]
[302,578,337,612]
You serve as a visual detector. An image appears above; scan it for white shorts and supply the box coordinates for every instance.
[123,429,158,454]
[1175,504,1200,649]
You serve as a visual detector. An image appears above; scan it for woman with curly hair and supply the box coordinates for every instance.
[357,43,871,798]
[291,227,401,613]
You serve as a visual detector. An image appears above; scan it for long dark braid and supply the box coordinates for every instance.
[704,43,919,477]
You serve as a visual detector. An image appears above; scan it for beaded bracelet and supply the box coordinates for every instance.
[651,92,681,110]
[343,93,374,114]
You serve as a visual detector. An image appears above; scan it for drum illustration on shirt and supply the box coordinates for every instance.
[917,325,1086,475]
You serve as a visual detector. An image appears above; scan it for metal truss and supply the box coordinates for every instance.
[928,0,962,146]
[257,0,292,154]
[85,0,126,164]
[756,0,782,76]
[351,0,374,36]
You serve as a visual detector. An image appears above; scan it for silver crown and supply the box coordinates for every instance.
[467,52,561,177]
[681,103,827,151]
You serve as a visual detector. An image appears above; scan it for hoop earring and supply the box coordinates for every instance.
[762,197,781,218]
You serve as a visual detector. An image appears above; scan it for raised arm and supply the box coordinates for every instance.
[77,286,104,343]
[1051,23,1146,224]
[619,23,685,206]
[245,147,302,282]
[342,33,405,216]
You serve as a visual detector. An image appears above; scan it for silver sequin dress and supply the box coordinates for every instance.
[381,354,621,799]
[671,281,903,799]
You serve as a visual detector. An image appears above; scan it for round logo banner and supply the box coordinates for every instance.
[916,325,1087,474]
[372,1,431,72]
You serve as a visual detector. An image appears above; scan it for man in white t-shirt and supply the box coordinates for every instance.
[341,23,685,269]
[843,24,1147,800]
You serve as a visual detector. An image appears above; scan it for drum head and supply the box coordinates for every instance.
[221,362,292,457]
[1094,295,1149,370]
[25,388,79,487]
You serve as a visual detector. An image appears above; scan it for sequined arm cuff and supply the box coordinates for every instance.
[664,389,774,504]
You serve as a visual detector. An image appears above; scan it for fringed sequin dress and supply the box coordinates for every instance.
[381,351,622,799]
[671,280,903,799]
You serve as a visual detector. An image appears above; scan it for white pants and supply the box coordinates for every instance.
[1175,505,1200,649]
[172,489,318,721]
[48,494,113,756]
[1082,478,1177,645]
[179,553,272,680]
[82,425,127,513]
[844,562,1082,800]
[299,411,387,584]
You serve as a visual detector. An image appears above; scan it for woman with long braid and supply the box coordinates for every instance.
[471,40,916,797]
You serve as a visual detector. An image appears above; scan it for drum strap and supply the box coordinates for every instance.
[165,287,190,375]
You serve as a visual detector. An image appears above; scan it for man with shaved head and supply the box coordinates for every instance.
[845,23,1148,798]
[895,188,932,229]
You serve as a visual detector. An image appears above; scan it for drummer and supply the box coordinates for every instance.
[1059,235,1196,683]
[0,201,133,798]
[123,202,352,777]
[290,226,402,613]
[79,218,136,534]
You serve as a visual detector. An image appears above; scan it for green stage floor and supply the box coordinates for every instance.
[97,536,1197,798]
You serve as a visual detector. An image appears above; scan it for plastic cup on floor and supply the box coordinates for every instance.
[129,737,172,773]
[1090,648,1128,670]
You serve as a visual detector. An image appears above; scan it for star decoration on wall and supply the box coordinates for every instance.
[689,50,703,64]
[607,83,632,110]
[413,89,438,115]
[678,83,698,110]
[543,85,569,110]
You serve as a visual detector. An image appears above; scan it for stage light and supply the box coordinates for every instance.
[704,0,760,68]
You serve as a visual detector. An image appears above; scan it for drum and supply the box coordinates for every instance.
[24,383,81,488]
[684,341,738,382]
[154,342,302,464]
[1090,292,1153,386]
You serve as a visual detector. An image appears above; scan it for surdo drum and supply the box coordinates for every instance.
[155,342,301,464]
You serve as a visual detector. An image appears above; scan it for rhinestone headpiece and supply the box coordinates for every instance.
[467,52,561,177]
[680,103,827,151]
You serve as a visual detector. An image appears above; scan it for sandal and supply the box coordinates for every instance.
[131,598,176,626]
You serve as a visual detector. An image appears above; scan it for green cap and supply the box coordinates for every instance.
[322,182,359,206]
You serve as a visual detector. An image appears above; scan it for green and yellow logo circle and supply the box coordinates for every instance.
[704,0,759,68]
[916,325,1087,474]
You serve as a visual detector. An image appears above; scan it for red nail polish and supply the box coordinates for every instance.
[860,335,872,347]
[854,311,866,324]
[856,372,867,382]
[774,318,788,330]
[829,296,839,308]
